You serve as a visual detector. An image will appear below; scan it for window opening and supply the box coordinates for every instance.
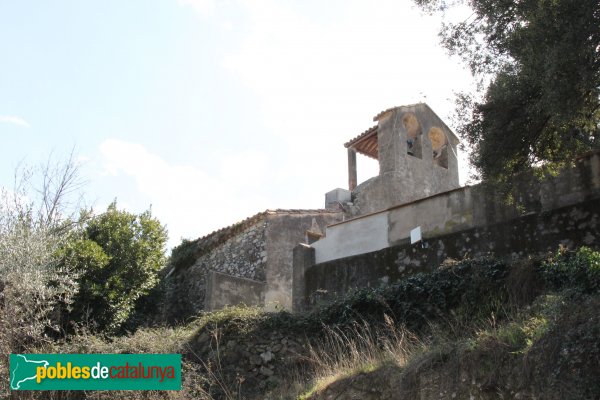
[403,113,422,159]
[428,127,449,168]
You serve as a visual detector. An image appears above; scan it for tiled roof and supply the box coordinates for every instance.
[188,208,340,258]
[267,208,340,215]
[344,125,379,159]
[344,125,377,148]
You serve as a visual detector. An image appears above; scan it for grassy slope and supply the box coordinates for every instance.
[304,293,600,400]
[8,247,600,399]
[299,248,600,400]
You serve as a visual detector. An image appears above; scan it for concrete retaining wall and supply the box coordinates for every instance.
[205,271,265,311]
[312,212,388,263]
[263,213,341,311]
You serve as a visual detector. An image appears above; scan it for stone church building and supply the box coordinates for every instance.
[164,209,342,318]
[163,103,461,317]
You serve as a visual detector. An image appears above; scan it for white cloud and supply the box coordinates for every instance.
[222,0,475,186]
[98,139,271,249]
[177,0,216,16]
[96,1,477,248]
[0,115,30,128]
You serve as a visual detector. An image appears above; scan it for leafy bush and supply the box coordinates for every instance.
[168,238,198,272]
[183,250,599,349]
[59,201,168,332]
[0,154,85,396]
[541,246,600,293]
[0,155,84,349]
[300,258,510,334]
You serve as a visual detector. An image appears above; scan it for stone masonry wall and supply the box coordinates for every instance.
[162,209,342,320]
[200,219,268,281]
[164,218,267,322]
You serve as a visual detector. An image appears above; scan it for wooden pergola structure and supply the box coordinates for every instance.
[344,125,378,191]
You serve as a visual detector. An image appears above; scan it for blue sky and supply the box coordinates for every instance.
[0,0,474,249]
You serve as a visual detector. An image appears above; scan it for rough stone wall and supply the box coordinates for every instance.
[162,210,342,320]
[189,325,308,396]
[163,218,267,321]
[199,219,268,282]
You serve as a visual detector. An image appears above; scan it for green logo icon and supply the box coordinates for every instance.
[11,354,49,390]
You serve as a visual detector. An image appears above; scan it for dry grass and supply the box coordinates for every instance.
[279,295,563,399]
[278,315,426,399]
[4,293,597,400]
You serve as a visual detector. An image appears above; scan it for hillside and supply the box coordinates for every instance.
[8,246,599,399]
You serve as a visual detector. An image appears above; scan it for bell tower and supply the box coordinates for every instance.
[328,103,460,216]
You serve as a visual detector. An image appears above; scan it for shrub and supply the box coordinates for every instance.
[60,201,168,332]
[169,239,198,273]
[541,246,600,293]
[303,258,510,334]
[0,154,85,396]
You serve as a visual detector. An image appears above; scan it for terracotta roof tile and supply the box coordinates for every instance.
[344,125,377,148]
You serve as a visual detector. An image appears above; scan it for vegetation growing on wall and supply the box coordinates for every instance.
[169,238,200,273]
[167,213,267,274]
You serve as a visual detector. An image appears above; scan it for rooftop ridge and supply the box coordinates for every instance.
[188,208,340,258]
[372,102,425,121]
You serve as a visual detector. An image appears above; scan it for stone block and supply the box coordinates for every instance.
[325,188,352,208]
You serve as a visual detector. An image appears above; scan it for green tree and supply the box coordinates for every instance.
[62,202,167,332]
[415,0,600,181]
